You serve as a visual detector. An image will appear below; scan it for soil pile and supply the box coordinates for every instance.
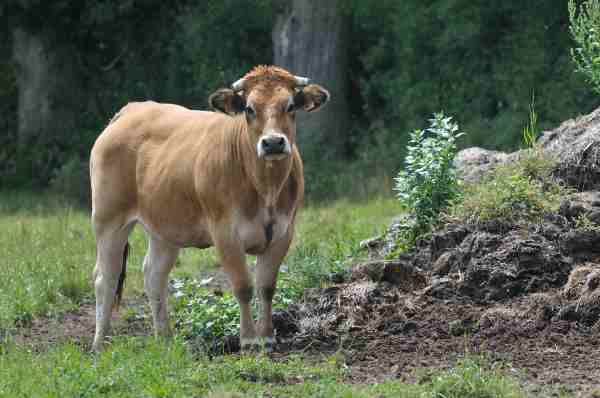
[455,106,600,191]
[273,109,600,394]
[278,193,600,338]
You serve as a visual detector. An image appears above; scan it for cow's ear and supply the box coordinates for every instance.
[209,88,246,115]
[294,84,330,113]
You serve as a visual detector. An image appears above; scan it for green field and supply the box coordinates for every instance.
[0,192,528,397]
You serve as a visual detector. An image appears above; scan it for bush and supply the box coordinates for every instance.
[569,0,600,94]
[49,156,91,209]
[394,113,463,240]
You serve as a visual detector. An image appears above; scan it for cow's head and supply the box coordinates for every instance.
[209,65,329,160]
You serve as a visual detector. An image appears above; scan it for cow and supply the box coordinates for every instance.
[89,65,330,352]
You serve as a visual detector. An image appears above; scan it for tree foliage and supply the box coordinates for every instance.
[0,0,598,197]
[569,0,600,94]
[345,0,598,155]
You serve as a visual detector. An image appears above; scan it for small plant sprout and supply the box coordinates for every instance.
[522,92,538,149]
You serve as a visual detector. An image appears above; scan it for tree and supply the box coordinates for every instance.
[272,0,350,162]
[4,0,189,183]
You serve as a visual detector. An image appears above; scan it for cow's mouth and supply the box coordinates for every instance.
[263,153,289,161]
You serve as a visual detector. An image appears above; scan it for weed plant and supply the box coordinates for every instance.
[392,113,463,251]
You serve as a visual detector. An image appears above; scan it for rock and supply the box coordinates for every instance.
[454,147,512,183]
[432,252,454,276]
[360,214,416,259]
[350,258,426,291]
[455,107,600,190]
[538,107,600,190]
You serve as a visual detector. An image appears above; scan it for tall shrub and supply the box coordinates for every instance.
[394,113,464,237]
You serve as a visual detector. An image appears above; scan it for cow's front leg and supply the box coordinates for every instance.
[215,240,256,351]
[256,230,293,352]
[143,236,179,338]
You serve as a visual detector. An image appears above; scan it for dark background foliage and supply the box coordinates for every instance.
[0,0,597,202]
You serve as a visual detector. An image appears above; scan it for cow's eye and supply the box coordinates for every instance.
[245,106,255,116]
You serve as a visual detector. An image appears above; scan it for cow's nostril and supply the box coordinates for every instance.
[261,135,287,155]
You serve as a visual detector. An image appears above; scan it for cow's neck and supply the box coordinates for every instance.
[235,117,293,209]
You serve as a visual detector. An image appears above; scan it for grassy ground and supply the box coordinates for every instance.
[0,337,525,398]
[0,192,402,331]
[0,191,529,397]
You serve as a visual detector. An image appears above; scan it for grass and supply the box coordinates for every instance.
[447,150,566,224]
[0,337,526,398]
[0,191,401,334]
[0,191,530,397]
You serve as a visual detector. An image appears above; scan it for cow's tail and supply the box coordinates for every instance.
[114,242,130,311]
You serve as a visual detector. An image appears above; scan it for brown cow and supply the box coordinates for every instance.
[89,66,329,351]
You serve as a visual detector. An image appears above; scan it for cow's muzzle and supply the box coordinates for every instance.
[257,134,291,159]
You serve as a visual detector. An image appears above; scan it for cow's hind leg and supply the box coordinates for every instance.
[143,235,179,337]
[256,230,293,352]
[92,220,134,352]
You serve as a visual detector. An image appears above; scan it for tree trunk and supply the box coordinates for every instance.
[12,27,84,149]
[272,0,349,162]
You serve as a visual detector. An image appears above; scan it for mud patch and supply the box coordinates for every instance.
[11,300,151,351]
[276,281,600,396]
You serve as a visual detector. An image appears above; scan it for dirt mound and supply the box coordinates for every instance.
[272,191,600,394]
[539,107,600,191]
[275,278,600,394]
[359,192,600,305]
[518,264,600,328]
[453,147,513,183]
[455,106,600,191]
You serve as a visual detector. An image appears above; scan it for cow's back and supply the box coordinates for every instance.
[90,101,217,228]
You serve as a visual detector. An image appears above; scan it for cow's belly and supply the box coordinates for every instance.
[137,215,213,248]
[136,206,292,253]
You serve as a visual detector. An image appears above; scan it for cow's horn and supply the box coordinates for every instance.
[231,78,246,92]
[294,76,310,86]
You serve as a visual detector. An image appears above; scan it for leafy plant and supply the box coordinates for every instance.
[393,113,464,244]
[574,213,600,232]
[171,278,240,353]
[569,0,600,94]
